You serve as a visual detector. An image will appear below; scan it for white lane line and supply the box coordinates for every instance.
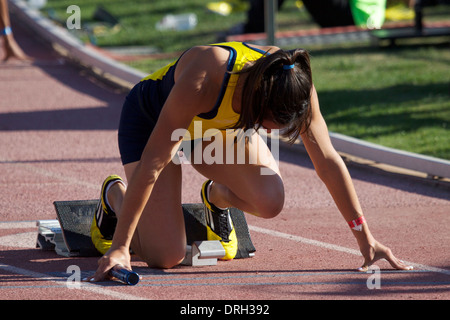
[0,221,37,229]
[4,161,99,190]
[0,221,38,248]
[0,232,36,248]
[0,264,147,300]
[3,220,450,276]
[0,220,147,299]
[248,225,450,276]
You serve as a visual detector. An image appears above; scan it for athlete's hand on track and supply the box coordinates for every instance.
[85,246,132,282]
[357,239,413,272]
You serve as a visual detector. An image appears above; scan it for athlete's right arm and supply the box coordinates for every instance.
[91,46,229,281]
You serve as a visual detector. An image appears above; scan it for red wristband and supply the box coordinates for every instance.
[348,216,366,231]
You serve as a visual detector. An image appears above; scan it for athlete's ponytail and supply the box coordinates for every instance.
[233,48,313,143]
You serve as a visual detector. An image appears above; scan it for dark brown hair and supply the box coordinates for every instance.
[232,48,313,143]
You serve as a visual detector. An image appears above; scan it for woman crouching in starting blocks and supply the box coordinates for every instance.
[88,42,412,281]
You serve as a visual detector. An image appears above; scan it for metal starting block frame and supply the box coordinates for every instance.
[36,200,256,260]
[181,241,226,266]
[37,219,227,266]
[36,219,72,257]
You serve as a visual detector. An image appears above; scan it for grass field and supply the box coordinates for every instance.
[43,0,450,160]
[310,43,449,160]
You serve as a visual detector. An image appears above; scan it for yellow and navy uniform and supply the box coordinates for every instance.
[118,42,267,165]
[141,42,267,137]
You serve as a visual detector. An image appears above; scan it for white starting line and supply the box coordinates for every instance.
[1,220,449,279]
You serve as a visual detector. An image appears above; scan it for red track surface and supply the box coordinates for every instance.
[1,18,449,303]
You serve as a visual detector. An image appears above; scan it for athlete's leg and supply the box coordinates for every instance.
[192,131,285,219]
[107,160,186,269]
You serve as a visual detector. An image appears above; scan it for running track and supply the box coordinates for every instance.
[1,16,449,303]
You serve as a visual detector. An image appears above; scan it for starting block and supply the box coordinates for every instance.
[36,200,100,257]
[36,200,256,262]
[181,240,226,266]
[36,219,70,256]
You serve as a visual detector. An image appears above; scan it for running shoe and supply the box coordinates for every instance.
[90,175,123,255]
[201,180,238,260]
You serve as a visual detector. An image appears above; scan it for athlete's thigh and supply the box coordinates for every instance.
[124,160,185,268]
[191,131,284,212]
[191,129,280,174]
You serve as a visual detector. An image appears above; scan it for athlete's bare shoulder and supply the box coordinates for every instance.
[245,43,280,54]
[174,45,231,84]
[171,45,231,115]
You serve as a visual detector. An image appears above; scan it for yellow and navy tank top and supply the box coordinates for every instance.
[139,42,267,140]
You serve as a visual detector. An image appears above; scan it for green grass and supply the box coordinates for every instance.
[44,0,311,50]
[43,0,450,160]
[309,44,450,160]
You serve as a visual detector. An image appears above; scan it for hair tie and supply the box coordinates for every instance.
[283,64,294,70]
[1,26,12,36]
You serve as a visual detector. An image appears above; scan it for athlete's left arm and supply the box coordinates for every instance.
[300,85,413,271]
[300,86,363,223]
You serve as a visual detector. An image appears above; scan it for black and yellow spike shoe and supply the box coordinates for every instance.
[90,175,124,255]
[201,180,238,260]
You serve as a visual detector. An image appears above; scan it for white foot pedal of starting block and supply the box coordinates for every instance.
[36,220,71,257]
[181,240,226,266]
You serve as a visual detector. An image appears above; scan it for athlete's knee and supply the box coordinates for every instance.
[251,177,284,219]
[152,255,185,269]
[255,193,284,219]
[142,244,186,269]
